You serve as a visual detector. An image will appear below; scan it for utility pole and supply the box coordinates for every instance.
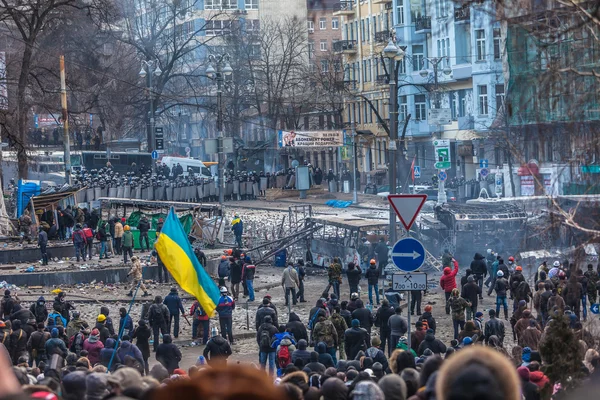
[139,60,162,175]
[60,56,71,184]
[352,117,358,204]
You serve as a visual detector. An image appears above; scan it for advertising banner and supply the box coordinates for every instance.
[278,130,343,148]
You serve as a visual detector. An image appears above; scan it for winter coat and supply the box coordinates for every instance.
[231,218,244,236]
[312,317,338,348]
[156,336,182,373]
[316,342,335,368]
[72,228,86,245]
[119,314,134,337]
[365,265,380,285]
[417,332,447,355]
[328,263,342,284]
[519,327,542,350]
[66,317,89,340]
[484,317,506,345]
[470,253,487,276]
[346,266,362,288]
[97,223,108,241]
[420,312,437,333]
[45,336,68,358]
[128,260,143,281]
[488,277,509,297]
[281,266,299,288]
[83,335,104,365]
[148,303,170,328]
[99,338,117,367]
[242,264,256,281]
[256,322,278,353]
[375,241,389,264]
[38,231,48,246]
[10,328,28,359]
[388,314,408,337]
[286,313,308,342]
[218,260,230,278]
[190,302,210,321]
[439,260,459,292]
[230,261,243,284]
[216,296,235,319]
[375,303,395,333]
[132,324,152,359]
[449,296,470,321]
[94,322,110,345]
[116,340,145,368]
[256,305,278,331]
[10,307,35,326]
[114,222,124,238]
[163,293,185,316]
[411,328,427,352]
[461,282,482,308]
[529,371,550,390]
[344,327,369,360]
[122,231,133,248]
[1,295,14,318]
[352,306,374,332]
[138,219,150,233]
[203,335,232,365]
[330,313,347,342]
[514,311,539,338]
[292,345,311,365]
[27,330,50,354]
[509,272,526,295]
[365,346,389,371]
[28,300,45,325]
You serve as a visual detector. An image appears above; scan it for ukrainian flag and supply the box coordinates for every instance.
[155,208,220,316]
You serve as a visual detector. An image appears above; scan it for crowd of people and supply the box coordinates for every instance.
[0,239,599,400]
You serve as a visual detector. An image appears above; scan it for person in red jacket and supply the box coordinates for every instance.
[190,301,211,346]
[439,258,459,315]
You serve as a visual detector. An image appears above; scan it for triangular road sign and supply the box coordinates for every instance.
[387,194,428,231]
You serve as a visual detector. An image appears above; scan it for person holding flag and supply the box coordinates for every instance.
[155,207,222,341]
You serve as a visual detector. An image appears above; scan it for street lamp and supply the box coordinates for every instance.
[419,56,451,205]
[205,53,233,205]
[384,39,405,245]
[139,60,162,174]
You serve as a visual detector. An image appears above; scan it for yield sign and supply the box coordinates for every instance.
[387,194,428,230]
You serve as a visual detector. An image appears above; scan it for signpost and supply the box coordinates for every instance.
[433,139,451,170]
[495,171,503,197]
[387,194,427,231]
[480,168,489,178]
[413,166,421,179]
[479,159,489,169]
[151,150,159,160]
[392,272,427,291]
[427,108,452,125]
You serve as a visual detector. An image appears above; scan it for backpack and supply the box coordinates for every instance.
[277,345,291,368]
[148,305,160,325]
[49,313,65,327]
[259,329,271,349]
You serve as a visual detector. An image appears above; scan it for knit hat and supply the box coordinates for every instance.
[351,319,360,328]
[475,311,483,318]
[462,337,473,346]
[424,305,432,312]
[517,366,530,381]
[522,347,532,363]
[371,337,381,347]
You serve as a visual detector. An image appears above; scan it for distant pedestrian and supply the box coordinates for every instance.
[97,221,108,259]
[156,334,181,374]
[82,224,94,260]
[365,259,381,305]
[37,228,48,266]
[113,218,124,255]
[231,214,244,248]
[118,307,133,338]
[281,263,300,306]
[126,256,149,297]
[122,225,133,263]
[296,260,307,302]
[72,224,87,262]
[148,296,170,352]
[163,288,185,338]
[203,327,232,366]
[327,258,342,298]
[346,262,362,296]
[137,215,151,251]
[242,257,256,302]
[216,287,235,344]
[18,210,32,244]
[190,300,210,345]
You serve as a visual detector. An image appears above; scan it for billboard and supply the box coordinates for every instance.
[277,130,343,148]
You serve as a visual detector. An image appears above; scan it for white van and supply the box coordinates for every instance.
[161,156,212,178]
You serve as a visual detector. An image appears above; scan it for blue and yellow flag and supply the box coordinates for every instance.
[155,208,220,316]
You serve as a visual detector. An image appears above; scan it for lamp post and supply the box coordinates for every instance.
[419,57,451,205]
[139,60,162,174]
[206,54,233,205]
[383,39,405,245]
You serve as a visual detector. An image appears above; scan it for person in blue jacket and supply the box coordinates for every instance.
[231,215,244,248]
[216,287,235,343]
[163,288,185,338]
[118,307,133,337]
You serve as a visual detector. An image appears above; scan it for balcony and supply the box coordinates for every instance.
[454,5,470,23]
[373,0,392,4]
[414,16,431,34]
[374,30,390,43]
[333,1,355,17]
[333,40,358,54]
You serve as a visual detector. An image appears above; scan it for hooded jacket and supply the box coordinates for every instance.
[138,218,150,233]
[10,304,35,326]
[256,321,278,353]
[45,329,68,358]
[30,297,48,324]
[529,370,550,390]
[461,280,482,308]
[156,335,182,373]
[291,339,311,365]
[344,326,369,360]
[316,342,335,368]
[255,303,278,331]
[365,264,380,285]
[286,312,307,342]
[420,311,437,333]
[351,301,374,332]
[375,303,395,333]
[417,331,447,355]
[230,261,243,284]
[312,316,338,348]
[470,253,487,276]
[484,317,505,345]
[163,291,185,316]
[202,335,232,365]
[94,322,110,345]
[81,334,102,365]
[132,323,152,359]
[99,338,117,367]
[365,346,388,371]
[346,265,363,288]
[66,316,89,340]
[439,260,459,292]
[218,260,230,278]
[100,306,115,335]
[116,340,145,368]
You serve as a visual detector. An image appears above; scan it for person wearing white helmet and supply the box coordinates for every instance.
[488,270,509,319]
[216,286,235,343]
[548,261,561,279]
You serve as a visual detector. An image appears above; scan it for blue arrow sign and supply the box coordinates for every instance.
[479,159,489,169]
[391,238,426,272]
[591,303,600,314]
[413,166,421,178]
[151,150,159,160]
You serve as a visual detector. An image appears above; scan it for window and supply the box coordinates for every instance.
[383,141,387,163]
[206,0,236,9]
[222,0,237,9]
[205,20,232,36]
[205,0,216,9]
[360,19,365,41]
[415,94,426,120]
[475,29,486,61]
[319,17,326,30]
[321,60,329,73]
[308,40,314,59]
[246,19,260,34]
[367,59,372,82]
[245,0,258,9]
[412,45,424,71]
[399,96,408,121]
[493,28,501,60]
[334,60,341,72]
[495,84,504,111]
[546,136,553,162]
[436,0,447,17]
[378,141,382,164]
[365,18,370,41]
[308,20,314,33]
[478,85,488,115]
[332,17,339,30]
[320,40,327,51]
[364,101,369,123]
[396,0,404,25]
[398,57,406,74]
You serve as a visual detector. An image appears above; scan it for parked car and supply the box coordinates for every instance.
[416,189,457,202]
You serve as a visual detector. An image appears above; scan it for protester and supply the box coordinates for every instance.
[148,296,170,352]
[216,287,235,343]
[163,288,185,338]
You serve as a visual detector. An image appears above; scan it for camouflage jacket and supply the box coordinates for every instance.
[328,263,342,283]
[330,313,348,338]
[449,297,470,321]
[585,271,599,294]
[312,317,338,348]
